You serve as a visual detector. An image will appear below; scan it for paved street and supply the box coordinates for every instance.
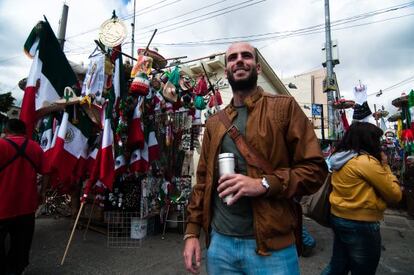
[25,211,414,275]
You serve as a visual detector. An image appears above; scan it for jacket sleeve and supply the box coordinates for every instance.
[264,98,328,198]
[357,157,402,204]
[185,123,210,236]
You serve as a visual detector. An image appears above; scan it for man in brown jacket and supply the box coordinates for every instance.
[183,42,328,274]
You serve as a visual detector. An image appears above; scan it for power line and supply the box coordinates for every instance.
[65,0,267,53]
[36,1,414,58]
[145,2,414,46]
[122,0,183,20]
[137,0,229,30]
[136,0,266,37]
[122,0,171,19]
[65,0,182,40]
[122,11,413,49]
[367,75,414,96]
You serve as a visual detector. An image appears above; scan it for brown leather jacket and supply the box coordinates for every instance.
[186,87,328,255]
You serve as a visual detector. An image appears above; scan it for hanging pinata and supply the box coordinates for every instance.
[130,54,153,95]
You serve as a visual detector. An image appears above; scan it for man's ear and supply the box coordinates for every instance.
[256,63,262,75]
[224,68,228,79]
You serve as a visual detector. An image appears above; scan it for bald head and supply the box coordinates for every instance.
[225,42,258,65]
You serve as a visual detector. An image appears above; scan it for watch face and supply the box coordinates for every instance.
[98,18,127,48]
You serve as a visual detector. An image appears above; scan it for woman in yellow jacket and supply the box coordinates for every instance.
[322,122,402,275]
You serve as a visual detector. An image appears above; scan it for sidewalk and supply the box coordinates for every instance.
[25,213,414,275]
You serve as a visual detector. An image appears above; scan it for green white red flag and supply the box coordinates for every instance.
[20,20,78,137]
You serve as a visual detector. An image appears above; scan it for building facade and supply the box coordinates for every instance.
[282,68,328,139]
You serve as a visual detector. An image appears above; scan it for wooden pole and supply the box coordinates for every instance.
[162,52,225,70]
[165,55,187,61]
[374,104,379,127]
[143,29,158,56]
[61,201,85,265]
[83,196,97,240]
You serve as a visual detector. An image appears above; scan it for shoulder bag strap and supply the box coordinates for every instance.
[218,109,303,255]
[0,138,37,172]
[217,110,273,174]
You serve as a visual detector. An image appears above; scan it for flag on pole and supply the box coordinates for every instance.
[72,110,95,181]
[44,121,60,174]
[49,112,74,185]
[85,102,115,194]
[38,115,56,173]
[86,145,99,173]
[114,136,127,175]
[127,96,145,149]
[38,115,54,152]
[49,109,92,188]
[111,45,127,110]
[148,131,160,162]
[98,111,115,190]
[130,142,149,173]
[20,20,78,137]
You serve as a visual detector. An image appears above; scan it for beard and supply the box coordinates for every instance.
[227,68,258,92]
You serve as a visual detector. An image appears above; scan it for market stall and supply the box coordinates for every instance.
[16,13,227,265]
[390,91,414,215]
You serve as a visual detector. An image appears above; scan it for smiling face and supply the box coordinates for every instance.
[225,42,261,92]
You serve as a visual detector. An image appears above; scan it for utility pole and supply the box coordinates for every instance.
[131,0,136,66]
[324,0,336,139]
[57,3,69,50]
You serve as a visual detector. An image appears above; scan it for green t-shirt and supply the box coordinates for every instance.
[211,106,254,237]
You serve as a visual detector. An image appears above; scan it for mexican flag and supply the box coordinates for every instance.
[148,131,160,162]
[130,142,149,173]
[72,111,95,181]
[86,147,99,173]
[114,144,127,175]
[127,96,145,149]
[85,103,115,192]
[44,122,60,174]
[38,115,55,173]
[20,20,78,137]
[49,110,91,186]
[115,154,127,175]
[38,115,54,152]
[98,114,115,190]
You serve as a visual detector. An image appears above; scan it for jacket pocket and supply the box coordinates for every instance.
[254,199,296,238]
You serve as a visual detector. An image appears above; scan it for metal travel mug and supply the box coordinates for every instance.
[218,153,235,204]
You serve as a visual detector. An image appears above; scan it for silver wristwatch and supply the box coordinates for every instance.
[261,177,270,192]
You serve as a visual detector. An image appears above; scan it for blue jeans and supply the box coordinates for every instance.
[322,215,381,275]
[206,230,300,275]
[302,225,316,247]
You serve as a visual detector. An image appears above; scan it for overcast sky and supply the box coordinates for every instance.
[0,0,413,114]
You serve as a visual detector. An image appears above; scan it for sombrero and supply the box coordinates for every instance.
[36,87,81,118]
[333,99,355,109]
[372,110,389,120]
[392,94,408,108]
[388,112,402,122]
[138,48,167,70]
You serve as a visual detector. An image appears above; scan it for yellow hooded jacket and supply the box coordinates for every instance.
[329,152,402,222]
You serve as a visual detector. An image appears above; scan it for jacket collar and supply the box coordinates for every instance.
[226,86,264,118]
